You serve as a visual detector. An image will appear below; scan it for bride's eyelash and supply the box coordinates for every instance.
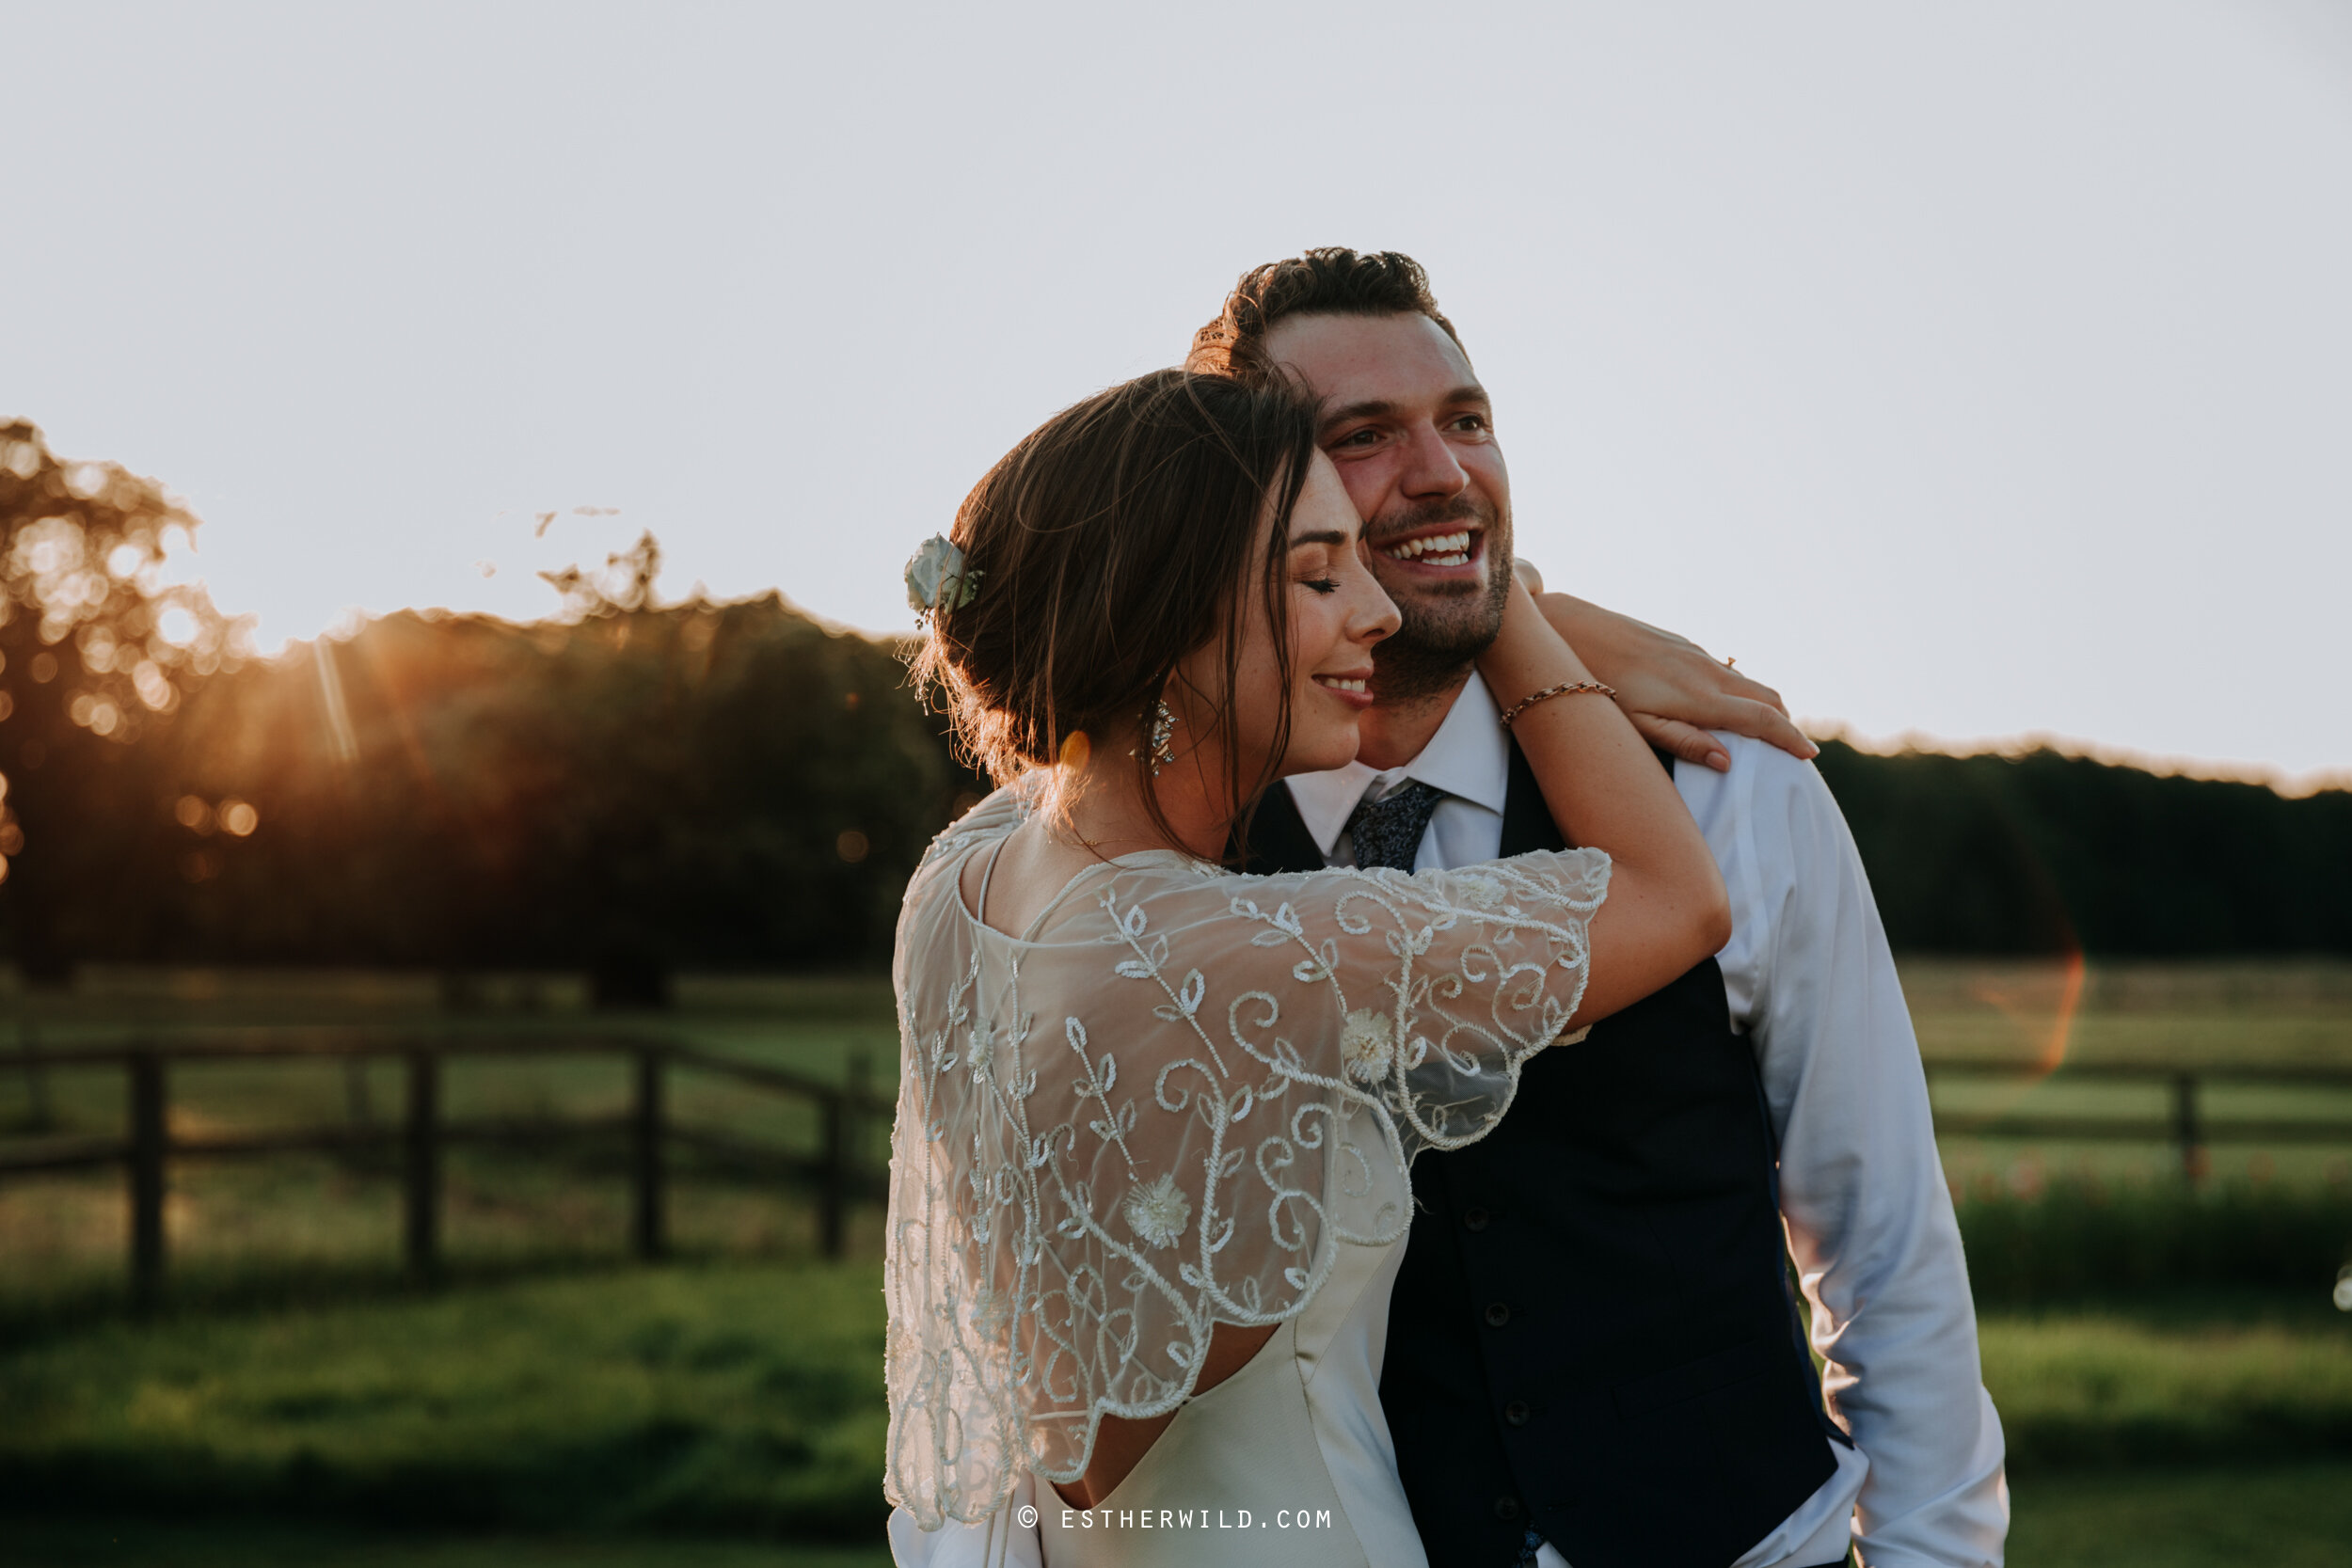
[1301,576,1340,595]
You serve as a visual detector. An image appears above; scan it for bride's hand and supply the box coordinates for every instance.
[1510,562,1816,773]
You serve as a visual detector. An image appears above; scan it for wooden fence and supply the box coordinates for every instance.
[0,1031,891,1307]
[1922,1058,2352,1177]
[6,1040,2350,1308]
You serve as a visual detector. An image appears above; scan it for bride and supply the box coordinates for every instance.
[885,369,1730,1567]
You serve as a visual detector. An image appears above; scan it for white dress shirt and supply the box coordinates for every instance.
[1288,672,2009,1568]
[887,673,2008,1568]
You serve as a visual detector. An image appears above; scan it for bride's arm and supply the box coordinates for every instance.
[1479,579,1732,1027]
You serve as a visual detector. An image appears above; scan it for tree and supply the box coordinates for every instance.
[0,420,245,981]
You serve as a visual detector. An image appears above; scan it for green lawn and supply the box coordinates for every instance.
[16,1467,2352,1568]
[5,961,2351,1565]
[1980,1287,2352,1467]
[4,1261,2350,1565]
[2009,1462,2352,1568]
[7,1517,893,1567]
[0,1263,888,1540]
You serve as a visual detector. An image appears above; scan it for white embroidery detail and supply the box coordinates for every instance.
[1122,1172,1193,1248]
[1339,1008,1396,1085]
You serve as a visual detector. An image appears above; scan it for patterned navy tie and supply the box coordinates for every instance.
[1345,779,1447,870]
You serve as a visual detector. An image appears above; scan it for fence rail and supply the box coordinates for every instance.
[1923,1058,2352,1175]
[9,1040,2351,1307]
[0,1032,890,1308]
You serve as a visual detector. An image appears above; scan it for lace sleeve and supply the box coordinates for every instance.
[883,844,1609,1528]
[1061,849,1612,1171]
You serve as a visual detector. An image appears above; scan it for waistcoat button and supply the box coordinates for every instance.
[1484,1301,1510,1328]
[1462,1207,1489,1231]
[1504,1400,1531,1427]
[1493,1497,1521,1522]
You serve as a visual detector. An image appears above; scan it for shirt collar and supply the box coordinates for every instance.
[1282,669,1511,856]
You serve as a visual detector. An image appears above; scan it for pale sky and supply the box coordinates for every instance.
[7,3,2350,783]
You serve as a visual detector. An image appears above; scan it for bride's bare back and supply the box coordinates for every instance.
[959,818,1279,1510]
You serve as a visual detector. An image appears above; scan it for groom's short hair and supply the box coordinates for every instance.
[1187,247,1467,380]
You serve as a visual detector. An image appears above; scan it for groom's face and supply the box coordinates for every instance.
[1260,312,1514,693]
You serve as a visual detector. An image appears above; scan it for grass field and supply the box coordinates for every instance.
[3,958,2350,1564]
[7,1517,896,1567]
[24,1473,2352,1568]
[1,1263,2348,1565]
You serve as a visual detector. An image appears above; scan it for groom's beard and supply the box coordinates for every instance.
[1365,496,1514,703]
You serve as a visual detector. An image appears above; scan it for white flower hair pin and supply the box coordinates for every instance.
[904,533,981,619]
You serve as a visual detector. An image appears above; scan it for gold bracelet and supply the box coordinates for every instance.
[1497,679,1617,730]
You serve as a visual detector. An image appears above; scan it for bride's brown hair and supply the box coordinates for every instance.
[912,369,1321,848]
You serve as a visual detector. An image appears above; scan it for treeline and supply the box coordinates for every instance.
[3,594,2345,981]
[3,597,977,992]
[1816,740,2352,956]
[5,421,2347,979]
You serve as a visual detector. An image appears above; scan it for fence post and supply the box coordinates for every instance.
[405,1051,441,1282]
[819,1088,847,1260]
[846,1050,870,1189]
[343,1059,373,1126]
[129,1047,167,1312]
[21,1022,54,1132]
[632,1045,665,1260]
[2171,1071,2205,1181]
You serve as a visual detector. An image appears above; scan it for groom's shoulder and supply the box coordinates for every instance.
[1681,731,1852,849]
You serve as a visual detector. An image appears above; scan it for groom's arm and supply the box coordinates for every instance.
[1696,737,2009,1568]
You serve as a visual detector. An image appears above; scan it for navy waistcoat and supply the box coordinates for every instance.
[1242,747,1842,1568]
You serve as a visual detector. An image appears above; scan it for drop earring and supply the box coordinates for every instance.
[1136,699,1179,777]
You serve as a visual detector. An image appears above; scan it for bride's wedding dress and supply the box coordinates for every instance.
[885,787,1609,1567]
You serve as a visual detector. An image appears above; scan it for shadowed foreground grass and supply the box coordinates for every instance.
[7,1517,893,1567]
[1979,1287,2352,1467]
[2009,1461,2352,1568]
[10,1470,2352,1568]
[0,1262,887,1540]
[5,1264,2350,1564]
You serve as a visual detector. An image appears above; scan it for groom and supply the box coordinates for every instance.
[1196,251,2007,1568]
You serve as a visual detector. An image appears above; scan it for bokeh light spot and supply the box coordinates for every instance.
[176,795,213,832]
[219,799,259,837]
[835,829,869,863]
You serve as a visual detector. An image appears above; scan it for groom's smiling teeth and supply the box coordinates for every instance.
[1385,530,1477,567]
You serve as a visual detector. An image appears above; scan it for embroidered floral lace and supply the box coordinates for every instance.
[883,784,1611,1529]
